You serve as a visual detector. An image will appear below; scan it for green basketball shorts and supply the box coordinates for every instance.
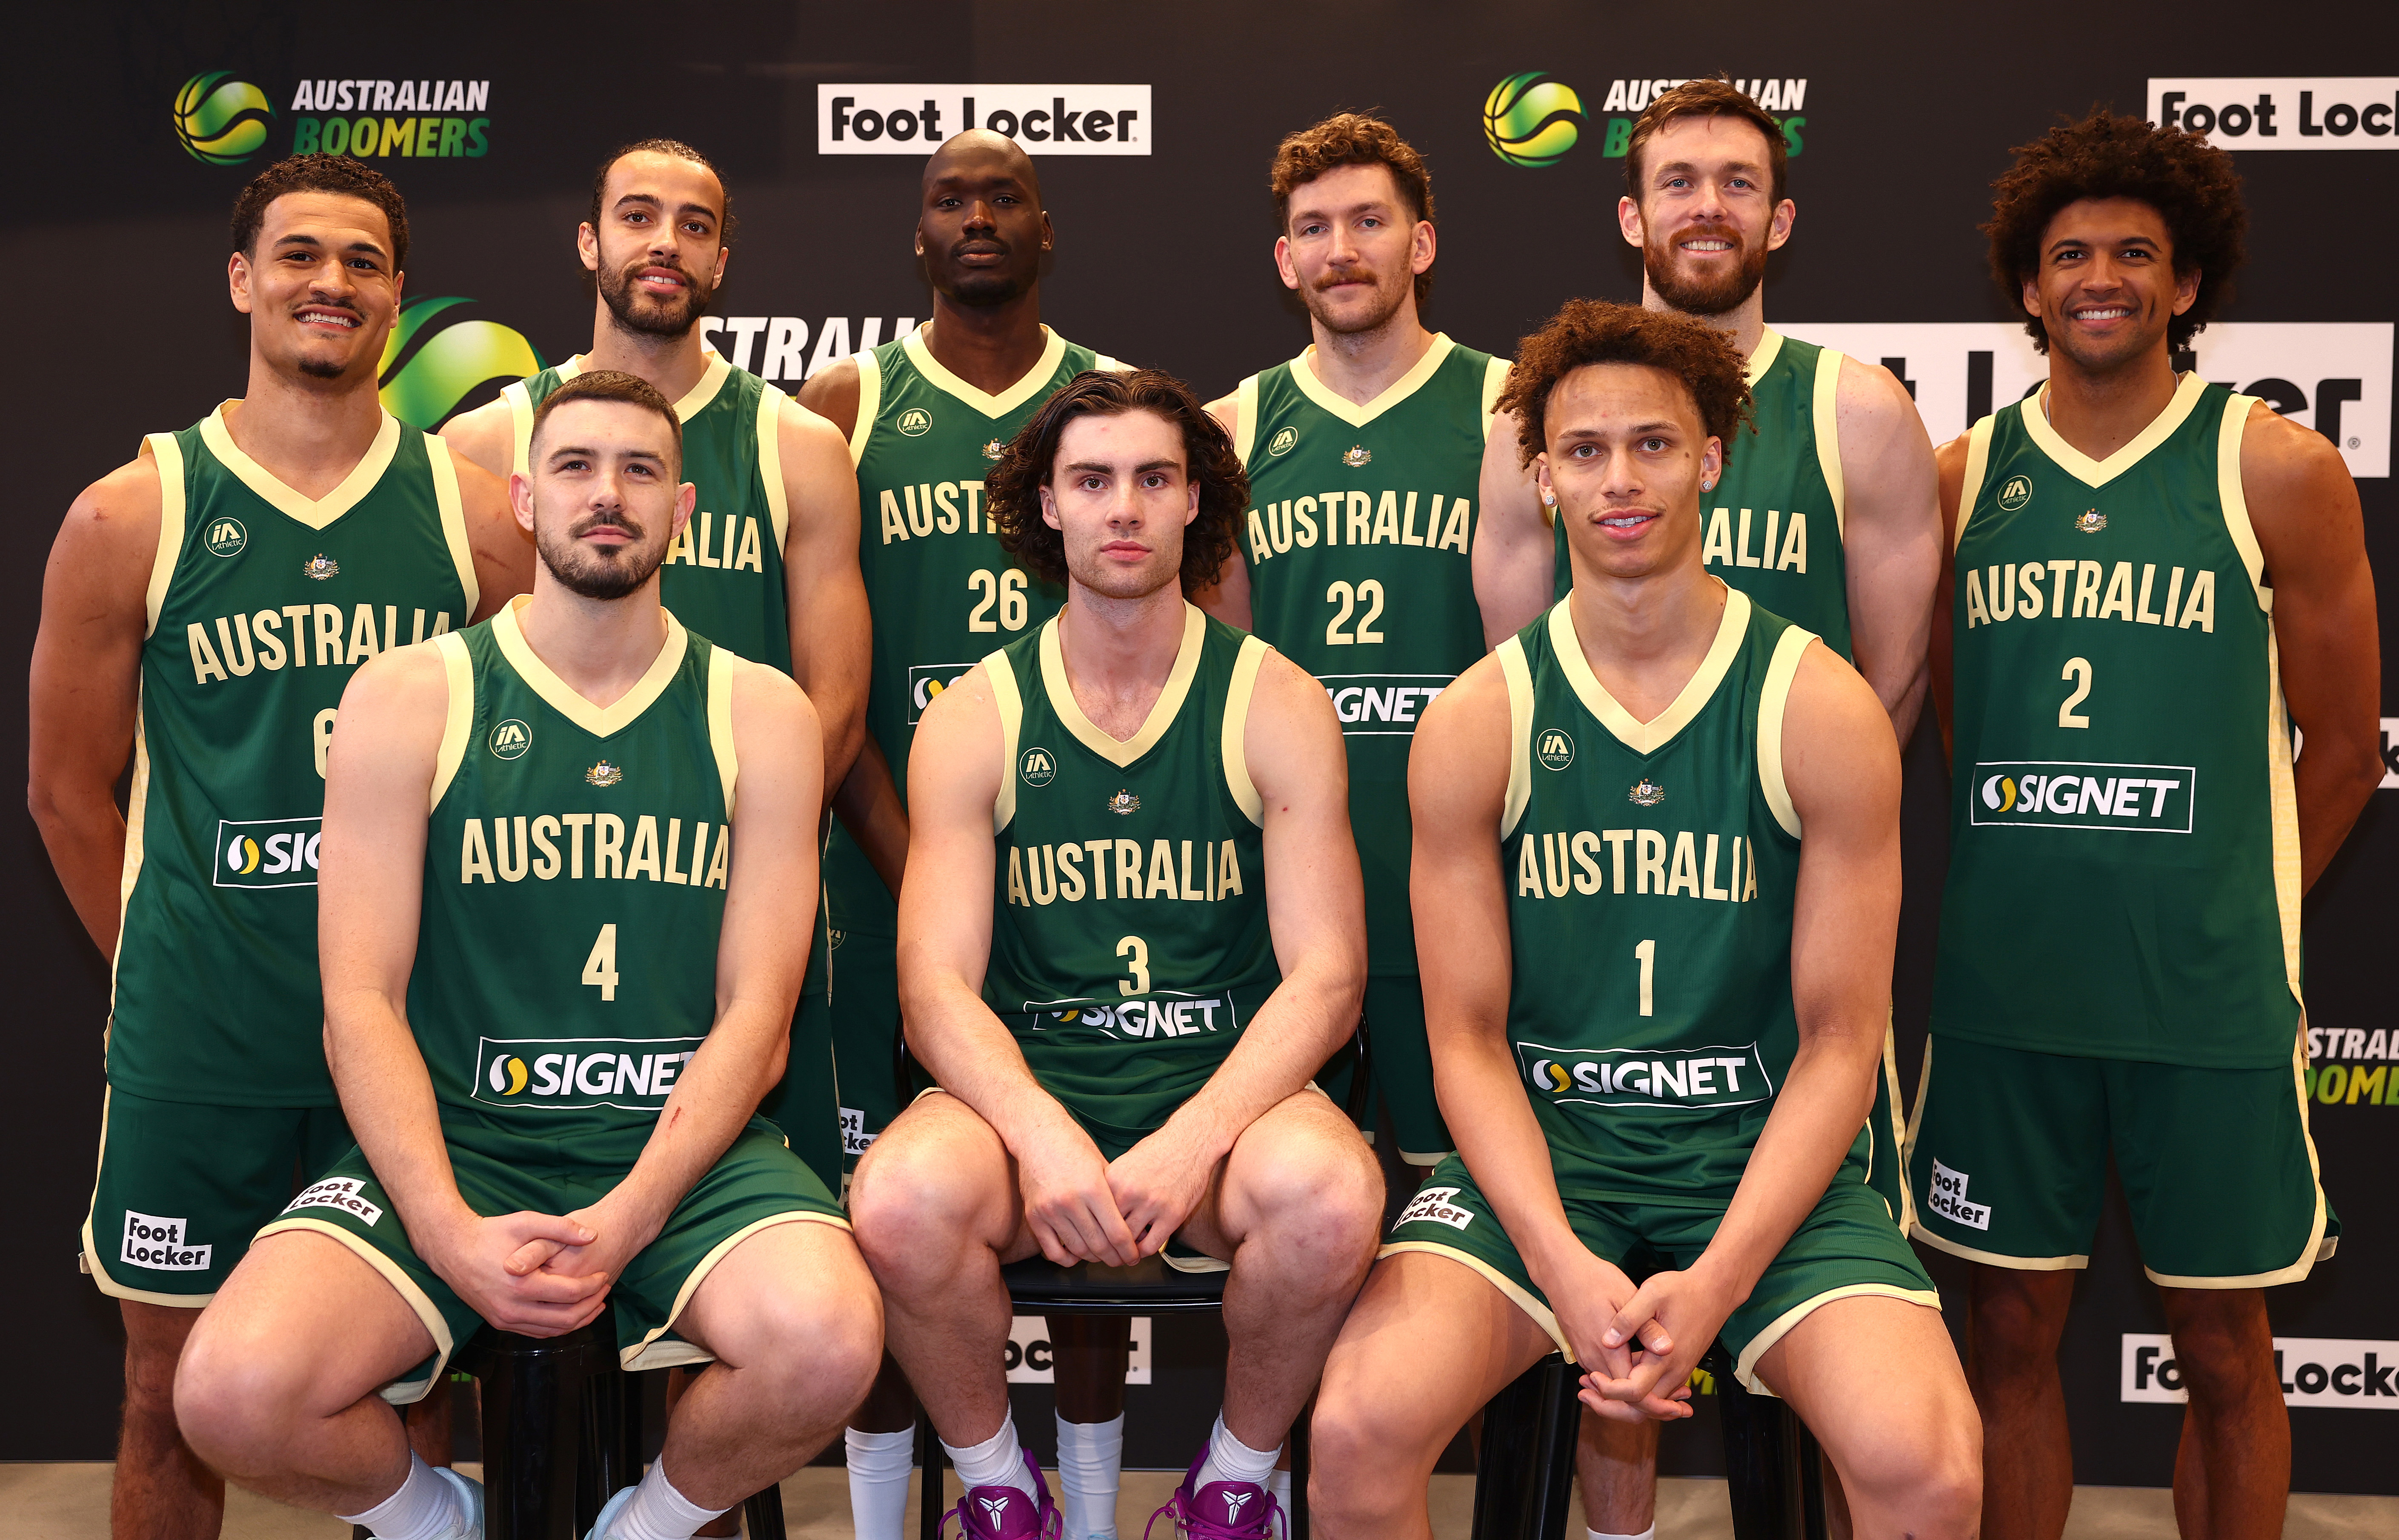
[1381,1154,1939,1395]
[759,920,845,1193]
[1861,1016,1914,1232]
[256,1120,848,1403]
[1366,976,1454,1167]
[1907,1032,2336,1286]
[83,1086,352,1306]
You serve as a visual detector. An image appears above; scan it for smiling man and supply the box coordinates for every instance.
[29,156,529,1540]
[846,369,1381,1540]
[1200,111,1508,1212]
[174,370,880,1540]
[1311,300,1976,1540]
[1914,111,2379,1540]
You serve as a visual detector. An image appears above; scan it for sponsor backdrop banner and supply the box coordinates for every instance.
[8,0,2392,1493]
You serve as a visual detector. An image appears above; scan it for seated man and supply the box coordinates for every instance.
[1311,302,1980,1540]
[175,370,881,1540]
[848,368,1383,1540]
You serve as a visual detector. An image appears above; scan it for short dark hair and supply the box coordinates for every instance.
[1984,109,2247,354]
[987,370,1247,595]
[1271,112,1436,304]
[530,370,683,472]
[587,137,737,246]
[1624,78,1789,206]
[230,155,410,273]
[1495,300,1753,469]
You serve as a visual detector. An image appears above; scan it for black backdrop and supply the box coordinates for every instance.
[10,0,2394,1494]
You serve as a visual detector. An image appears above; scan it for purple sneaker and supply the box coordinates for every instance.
[943,1451,1063,1540]
[1143,1448,1283,1540]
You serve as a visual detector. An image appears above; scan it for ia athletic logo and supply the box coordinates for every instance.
[1535,728,1575,770]
[488,718,531,759]
[475,1035,705,1109]
[898,407,933,437]
[1996,475,2033,511]
[1972,762,2195,833]
[1267,426,1297,457]
[214,816,322,889]
[1019,746,1057,786]
[203,517,248,557]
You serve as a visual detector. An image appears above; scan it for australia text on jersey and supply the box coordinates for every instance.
[456,812,731,887]
[1700,504,1818,575]
[664,509,771,572]
[1962,559,2221,631]
[1006,837,1247,907]
[1242,487,1473,565]
[185,601,457,683]
[1515,827,1764,902]
[875,479,995,543]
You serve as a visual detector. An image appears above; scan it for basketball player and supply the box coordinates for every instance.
[1310,300,1979,1540]
[1912,112,2379,1540]
[1201,111,1505,1188]
[1475,82,1941,1535]
[174,371,881,1540]
[444,137,867,1193]
[29,156,530,1540]
[846,369,1383,1540]
[794,129,1133,1540]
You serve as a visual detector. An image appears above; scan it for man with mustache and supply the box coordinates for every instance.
[1199,114,1507,1254]
[1473,81,1941,1540]
[792,129,1135,1540]
[446,136,869,1201]
[30,155,530,1540]
[175,368,881,1540]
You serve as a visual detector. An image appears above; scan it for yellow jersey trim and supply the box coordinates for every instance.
[622,1211,852,1374]
[1756,624,1815,839]
[1812,348,1848,540]
[1954,413,1998,551]
[503,377,537,480]
[1037,603,1208,769]
[757,384,792,554]
[1481,356,1511,442]
[1732,1283,1944,1397]
[1745,326,1785,386]
[79,1086,211,1309]
[1548,585,1750,756]
[429,632,475,811]
[139,432,186,639]
[904,323,1068,418]
[1378,1241,1571,1361]
[2021,371,2208,489]
[1498,638,1535,839]
[200,404,403,531]
[986,646,1026,835]
[427,436,480,622]
[707,646,742,820]
[2217,394,2268,608]
[491,596,690,740]
[847,349,882,467]
[1285,332,1456,429]
[1232,373,1260,468]
[1222,635,1269,828]
[668,353,733,422]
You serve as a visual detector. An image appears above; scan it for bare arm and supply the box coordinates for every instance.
[1833,356,1940,743]
[1474,408,1551,646]
[446,449,536,620]
[833,736,910,897]
[1592,646,1901,1413]
[1193,394,1254,629]
[27,457,157,957]
[781,399,870,801]
[2242,406,2381,891]
[439,394,515,480]
[795,356,862,443]
[1927,435,1969,767]
[896,664,1137,1265]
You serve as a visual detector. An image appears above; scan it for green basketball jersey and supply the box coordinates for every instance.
[111,408,479,1107]
[1233,334,1505,976]
[505,353,795,671]
[1553,329,1853,660]
[824,326,1122,937]
[1499,588,1838,1206]
[416,600,744,1169]
[1933,378,2299,1069]
[981,606,1280,1156]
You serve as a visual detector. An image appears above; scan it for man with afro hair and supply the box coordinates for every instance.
[1912,109,2381,1540]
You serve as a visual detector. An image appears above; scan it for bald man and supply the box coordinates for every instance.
[793,131,1136,1540]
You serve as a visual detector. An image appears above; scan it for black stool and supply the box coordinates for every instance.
[1468,1343,1826,1540]
[915,1254,1317,1540]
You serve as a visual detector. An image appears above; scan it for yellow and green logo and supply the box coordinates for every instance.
[174,72,274,165]
[377,297,543,429]
[1483,72,1583,169]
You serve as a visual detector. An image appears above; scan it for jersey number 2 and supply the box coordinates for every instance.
[2059,657,2093,729]
[583,923,620,1002]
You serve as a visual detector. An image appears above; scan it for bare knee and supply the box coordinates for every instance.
[1309,1365,1447,1523]
[848,1139,995,1290]
[174,1313,313,1475]
[729,1288,884,1415]
[1244,1135,1384,1283]
[1836,1402,1982,1533]
[1968,1268,2072,1373]
[121,1303,199,1409]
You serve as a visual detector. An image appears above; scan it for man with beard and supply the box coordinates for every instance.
[31,155,529,1540]
[1201,113,1506,1210]
[446,137,868,1196]
[1473,83,1940,1540]
[1917,112,2376,1540]
[175,370,883,1540]
[847,367,1381,1540]
[793,129,1132,1540]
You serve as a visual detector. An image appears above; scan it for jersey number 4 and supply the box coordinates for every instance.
[583,923,621,1002]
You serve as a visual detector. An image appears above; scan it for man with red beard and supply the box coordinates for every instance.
[1472,79,1940,1540]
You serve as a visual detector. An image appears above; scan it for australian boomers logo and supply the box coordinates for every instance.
[173,73,274,164]
[1971,762,2195,834]
[1517,1040,1775,1110]
[213,817,322,890]
[473,1036,705,1110]
[1481,71,1810,169]
[176,71,498,165]
[380,297,543,429]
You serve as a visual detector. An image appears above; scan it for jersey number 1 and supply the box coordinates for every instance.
[583,923,620,1002]
[1633,939,1655,1017]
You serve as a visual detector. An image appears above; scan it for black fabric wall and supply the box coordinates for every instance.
[9,0,2393,1491]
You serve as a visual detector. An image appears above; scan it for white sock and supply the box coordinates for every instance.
[339,1454,461,1540]
[943,1416,1037,1498]
[1267,1466,1292,1513]
[847,1427,917,1540]
[1589,1528,1657,1540]
[1192,1412,1278,1491]
[607,1458,726,1540]
[1055,1413,1124,1539]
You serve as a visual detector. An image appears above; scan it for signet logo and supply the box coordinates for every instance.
[1516,1040,1774,1110]
[213,816,322,889]
[471,1035,706,1109]
[898,407,933,437]
[1536,728,1575,770]
[1997,475,2033,511]
[488,718,532,759]
[203,517,248,557]
[1267,426,1297,457]
[1971,761,2195,833]
[1020,746,1058,787]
